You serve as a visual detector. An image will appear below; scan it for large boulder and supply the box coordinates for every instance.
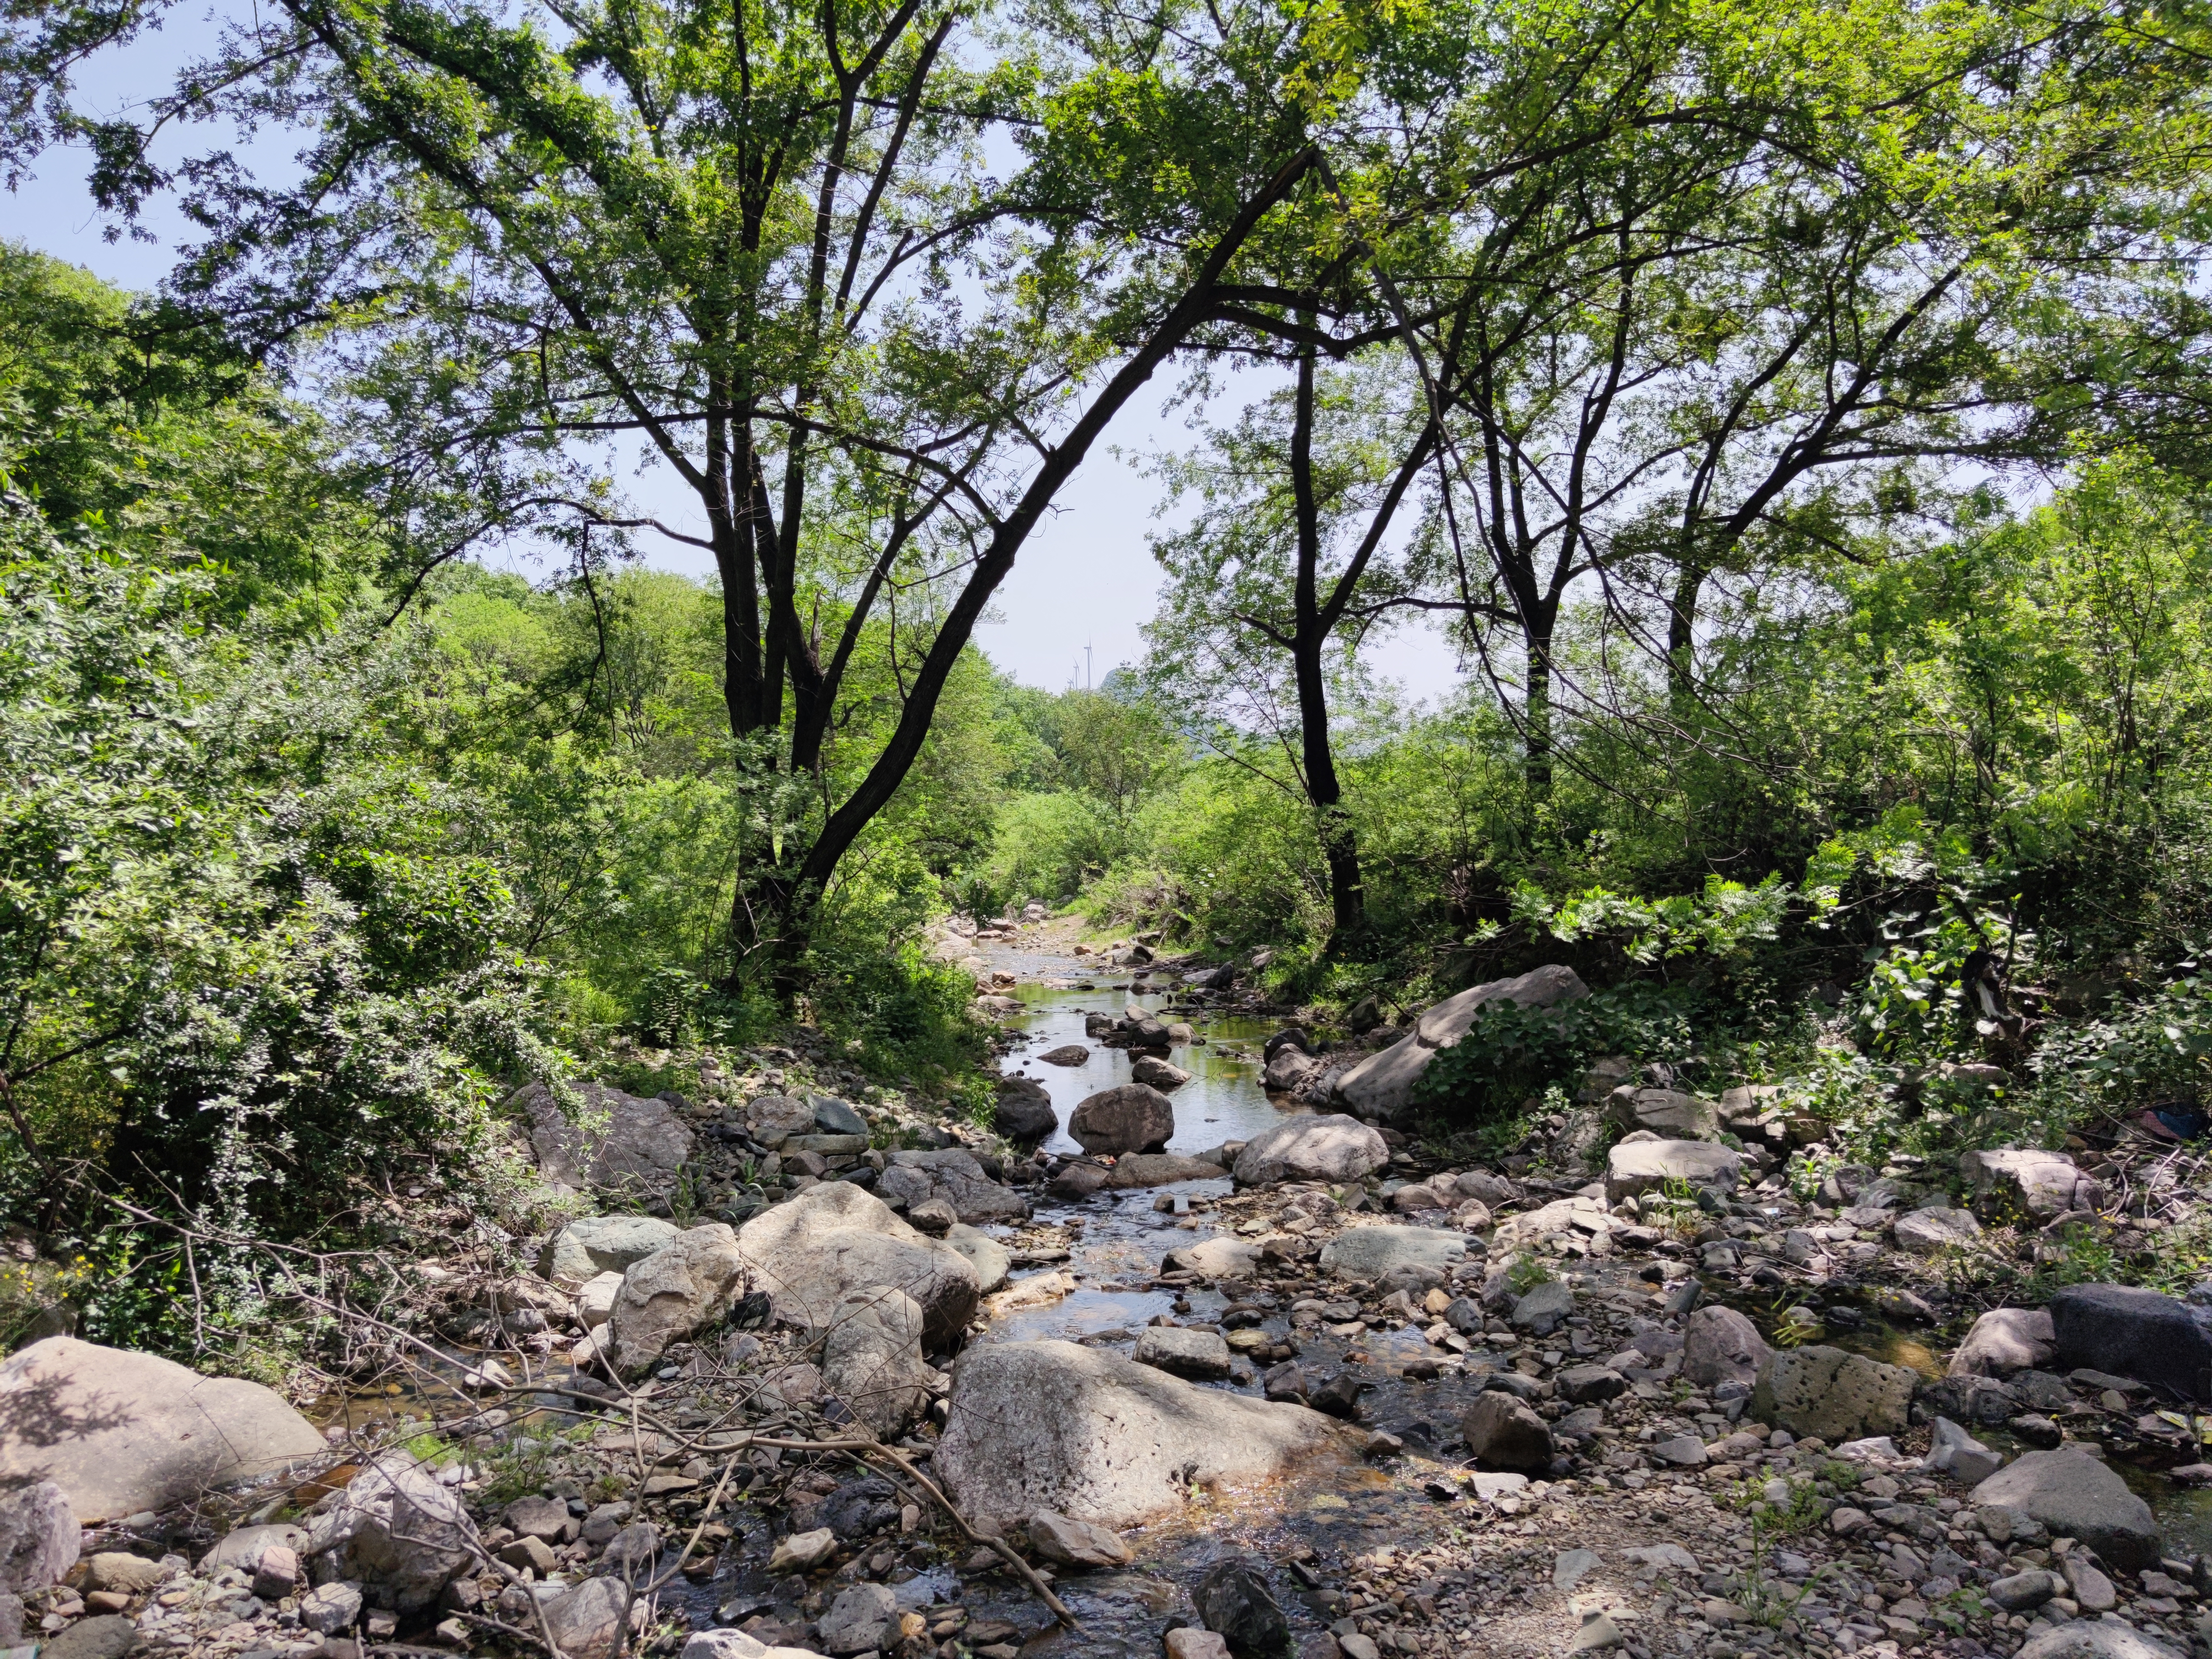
[2049,1283,2212,1402]
[1960,1149,2099,1222]
[1460,1391,1556,1471]
[1133,1054,1193,1091]
[738,1182,980,1350]
[539,1215,681,1284]
[1971,1450,2160,1570]
[875,1149,1030,1224]
[745,1092,819,1144]
[1751,1346,1917,1441]
[1232,1116,1390,1187]
[1604,1139,1741,1204]
[1603,1089,1720,1141]
[1948,1308,2055,1378]
[542,1575,633,1659]
[0,1480,76,1592]
[0,1337,325,1522]
[993,1077,1058,1145]
[1681,1306,1770,1389]
[513,1080,694,1200]
[933,1340,1358,1528]
[607,1223,748,1373]
[1893,1206,1983,1256]
[1067,1085,1175,1155]
[1317,1225,1467,1284]
[308,1455,480,1612]
[819,1289,934,1437]
[1332,967,1588,1123]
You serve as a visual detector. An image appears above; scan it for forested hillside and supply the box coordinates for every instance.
[9,0,2212,1649]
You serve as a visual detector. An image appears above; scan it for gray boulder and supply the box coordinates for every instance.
[1460,1391,1556,1471]
[2049,1283,2212,1402]
[308,1455,480,1612]
[1232,1116,1390,1186]
[1751,1346,1916,1441]
[539,1215,681,1284]
[1948,1308,2055,1378]
[514,1080,694,1200]
[1893,1206,1983,1256]
[1133,1054,1193,1091]
[542,1575,632,1659]
[0,1337,325,1522]
[607,1223,748,1373]
[1960,1148,2099,1222]
[0,1480,76,1593]
[934,1340,1358,1528]
[819,1288,934,1437]
[744,1093,818,1143]
[1682,1306,1770,1389]
[1970,1450,2160,1570]
[1924,1417,2003,1483]
[1106,1153,1231,1187]
[820,1583,898,1656]
[1509,1281,1576,1336]
[737,1182,981,1350]
[1132,1326,1234,1381]
[875,1148,1030,1224]
[1317,1225,1467,1284]
[1333,966,1588,1123]
[1026,1511,1133,1569]
[943,1224,1011,1294]
[1067,1083,1175,1155]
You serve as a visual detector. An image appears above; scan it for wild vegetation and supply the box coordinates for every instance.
[5,0,2212,1364]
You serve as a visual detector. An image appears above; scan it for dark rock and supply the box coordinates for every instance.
[1308,1373,1371,1421]
[821,1478,902,1541]
[2049,1283,2212,1404]
[1262,1028,1311,1062]
[41,1615,137,1659]
[1557,1366,1626,1405]
[1970,1449,2161,1570]
[1067,1084,1175,1155]
[1193,1558,1292,1659]
[1460,1391,1555,1471]
[994,1077,1058,1145]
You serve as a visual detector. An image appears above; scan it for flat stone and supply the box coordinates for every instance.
[811,1096,870,1137]
[1893,1205,1983,1256]
[1104,1153,1226,1188]
[1960,1148,2097,1222]
[39,1614,136,1659]
[1924,1416,2003,1483]
[1132,1326,1234,1381]
[935,1339,1358,1528]
[1557,1366,1625,1405]
[1650,1436,1709,1468]
[0,1338,324,1522]
[1167,1632,1232,1659]
[1317,1225,1466,1283]
[1553,1548,1602,1590]
[1162,1237,1262,1279]
[1604,1088,1719,1141]
[2015,1624,2184,1659]
[298,1580,363,1635]
[1232,1115,1390,1186]
[766,1528,836,1573]
[201,1522,308,1575]
[786,1134,870,1155]
[1603,1139,1741,1203]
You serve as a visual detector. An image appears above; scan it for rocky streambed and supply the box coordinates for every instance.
[7,924,2212,1659]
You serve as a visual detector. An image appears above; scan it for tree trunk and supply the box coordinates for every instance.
[1666,557,1705,718]
[1524,608,1556,800]
[1287,342,1365,939]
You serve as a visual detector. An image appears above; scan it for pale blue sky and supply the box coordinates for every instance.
[8,29,1466,700]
